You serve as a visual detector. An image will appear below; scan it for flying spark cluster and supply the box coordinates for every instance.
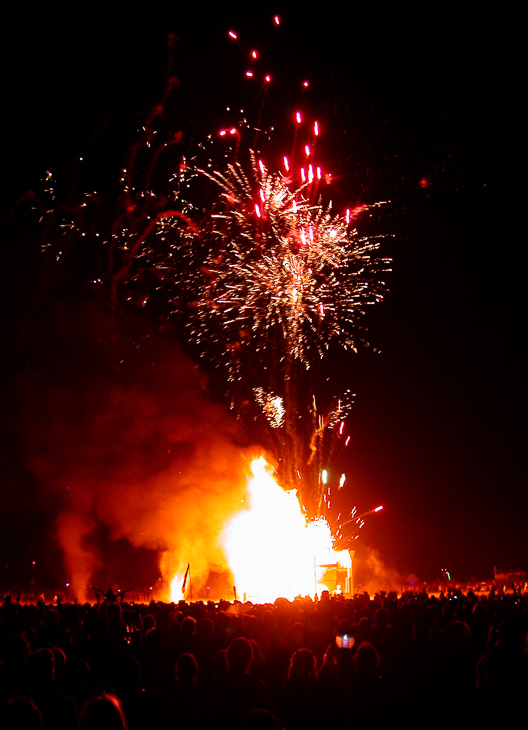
[186,152,390,377]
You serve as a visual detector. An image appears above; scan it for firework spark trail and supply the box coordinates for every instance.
[37,21,391,528]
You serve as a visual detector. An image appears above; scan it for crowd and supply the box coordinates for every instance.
[1,585,527,729]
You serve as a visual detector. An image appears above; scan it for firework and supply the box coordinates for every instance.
[191,152,388,367]
[39,23,391,525]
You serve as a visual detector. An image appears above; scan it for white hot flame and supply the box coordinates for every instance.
[221,457,350,603]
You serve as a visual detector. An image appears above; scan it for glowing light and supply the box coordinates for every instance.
[296,111,302,124]
[375,505,383,512]
[339,473,346,488]
[265,74,272,83]
[229,31,238,40]
[303,80,309,87]
[222,458,351,602]
[246,70,254,78]
[274,15,280,25]
[314,121,319,136]
[283,156,290,172]
[169,572,185,602]
[251,50,258,59]
[305,145,311,157]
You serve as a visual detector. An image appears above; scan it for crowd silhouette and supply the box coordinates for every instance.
[1,586,527,728]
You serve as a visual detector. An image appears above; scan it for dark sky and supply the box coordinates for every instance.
[0,9,524,591]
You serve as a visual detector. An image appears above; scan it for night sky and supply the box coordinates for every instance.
[0,9,524,593]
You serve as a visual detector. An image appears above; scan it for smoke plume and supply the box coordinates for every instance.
[2,297,251,600]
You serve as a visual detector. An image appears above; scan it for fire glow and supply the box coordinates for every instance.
[220,457,351,603]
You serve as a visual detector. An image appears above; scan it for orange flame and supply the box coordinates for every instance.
[221,457,350,603]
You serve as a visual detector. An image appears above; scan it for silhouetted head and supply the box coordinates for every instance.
[227,637,253,675]
[0,697,42,730]
[25,648,55,686]
[287,648,316,683]
[355,641,380,675]
[79,694,127,730]
[176,653,199,684]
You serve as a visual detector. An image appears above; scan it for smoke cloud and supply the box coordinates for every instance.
[2,297,251,600]
[353,543,405,594]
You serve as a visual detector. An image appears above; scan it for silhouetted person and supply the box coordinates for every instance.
[279,648,319,730]
[202,637,273,729]
[23,648,78,730]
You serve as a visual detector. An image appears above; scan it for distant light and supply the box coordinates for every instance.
[274,15,280,25]
[305,145,311,157]
[228,31,237,40]
[283,156,290,172]
[246,70,254,78]
[296,111,302,124]
[314,121,319,136]
[375,506,383,512]
[265,74,271,83]
[255,204,261,218]
[251,50,258,59]
[322,469,328,485]
[339,473,346,487]
[303,80,309,88]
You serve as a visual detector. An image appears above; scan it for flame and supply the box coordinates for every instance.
[221,457,350,603]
